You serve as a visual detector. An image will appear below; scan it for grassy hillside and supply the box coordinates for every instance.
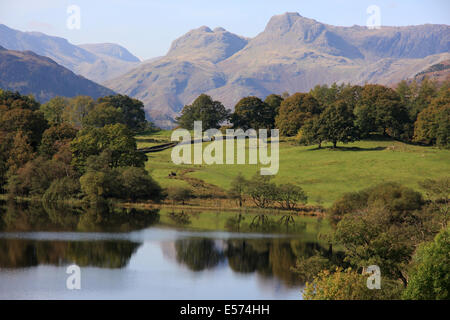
[139,132,450,207]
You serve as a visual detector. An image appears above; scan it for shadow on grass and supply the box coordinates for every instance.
[307,146,386,152]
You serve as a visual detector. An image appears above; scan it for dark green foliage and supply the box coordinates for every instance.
[264,94,283,114]
[245,174,277,208]
[166,186,193,205]
[272,183,307,210]
[82,102,124,128]
[403,227,450,300]
[39,123,78,158]
[275,93,321,136]
[231,96,276,130]
[97,94,147,132]
[71,124,147,172]
[42,177,81,202]
[316,100,359,148]
[176,94,230,130]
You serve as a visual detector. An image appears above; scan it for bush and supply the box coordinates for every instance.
[303,267,403,300]
[42,177,81,202]
[166,187,193,205]
[403,227,450,300]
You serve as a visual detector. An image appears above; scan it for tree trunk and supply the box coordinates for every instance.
[333,141,337,148]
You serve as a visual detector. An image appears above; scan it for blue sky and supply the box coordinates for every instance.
[0,0,449,60]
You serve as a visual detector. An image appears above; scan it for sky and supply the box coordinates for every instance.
[0,0,449,60]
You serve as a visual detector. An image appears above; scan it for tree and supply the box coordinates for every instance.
[303,267,402,300]
[71,124,147,172]
[118,167,162,201]
[39,123,78,158]
[97,94,147,132]
[0,107,47,148]
[357,84,409,138]
[176,94,230,130]
[264,94,283,116]
[40,97,69,125]
[229,172,248,207]
[245,174,277,208]
[419,178,450,228]
[331,183,434,286]
[231,96,275,130]
[318,100,359,148]
[273,183,307,210]
[413,88,449,148]
[275,93,320,136]
[6,131,35,175]
[82,102,124,128]
[63,96,95,128]
[403,227,450,300]
[297,117,323,148]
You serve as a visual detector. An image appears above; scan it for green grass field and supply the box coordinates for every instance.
[140,131,450,207]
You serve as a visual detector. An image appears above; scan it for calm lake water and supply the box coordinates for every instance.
[0,201,329,300]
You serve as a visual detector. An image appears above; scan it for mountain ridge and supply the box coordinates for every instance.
[105,12,449,127]
[0,46,114,102]
[0,24,141,82]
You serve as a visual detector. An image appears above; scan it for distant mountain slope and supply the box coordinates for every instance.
[105,12,450,128]
[414,59,450,82]
[0,46,114,102]
[78,43,140,62]
[0,24,140,82]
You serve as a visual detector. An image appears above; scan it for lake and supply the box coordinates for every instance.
[0,201,330,300]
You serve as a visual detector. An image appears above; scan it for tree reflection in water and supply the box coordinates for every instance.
[173,237,336,287]
[0,201,160,269]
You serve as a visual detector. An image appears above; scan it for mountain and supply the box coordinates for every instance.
[414,59,450,83]
[105,12,450,128]
[0,24,140,82]
[0,46,114,102]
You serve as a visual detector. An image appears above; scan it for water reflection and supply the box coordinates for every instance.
[0,201,331,299]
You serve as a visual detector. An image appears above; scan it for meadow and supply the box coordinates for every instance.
[139,131,450,207]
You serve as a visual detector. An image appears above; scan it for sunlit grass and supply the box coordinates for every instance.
[141,133,450,207]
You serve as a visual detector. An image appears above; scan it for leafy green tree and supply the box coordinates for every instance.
[40,97,69,125]
[357,84,409,138]
[413,88,449,148]
[264,94,283,115]
[71,124,146,172]
[42,177,81,202]
[273,183,307,210]
[245,174,277,208]
[331,183,434,286]
[39,123,78,158]
[231,96,275,130]
[0,90,40,111]
[0,107,47,148]
[303,267,403,300]
[297,117,323,148]
[275,93,321,136]
[97,94,147,132]
[176,94,230,130]
[82,102,124,128]
[6,131,35,175]
[318,100,359,148]
[64,96,95,128]
[419,178,450,228]
[403,227,450,300]
[118,167,162,201]
[229,172,248,207]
